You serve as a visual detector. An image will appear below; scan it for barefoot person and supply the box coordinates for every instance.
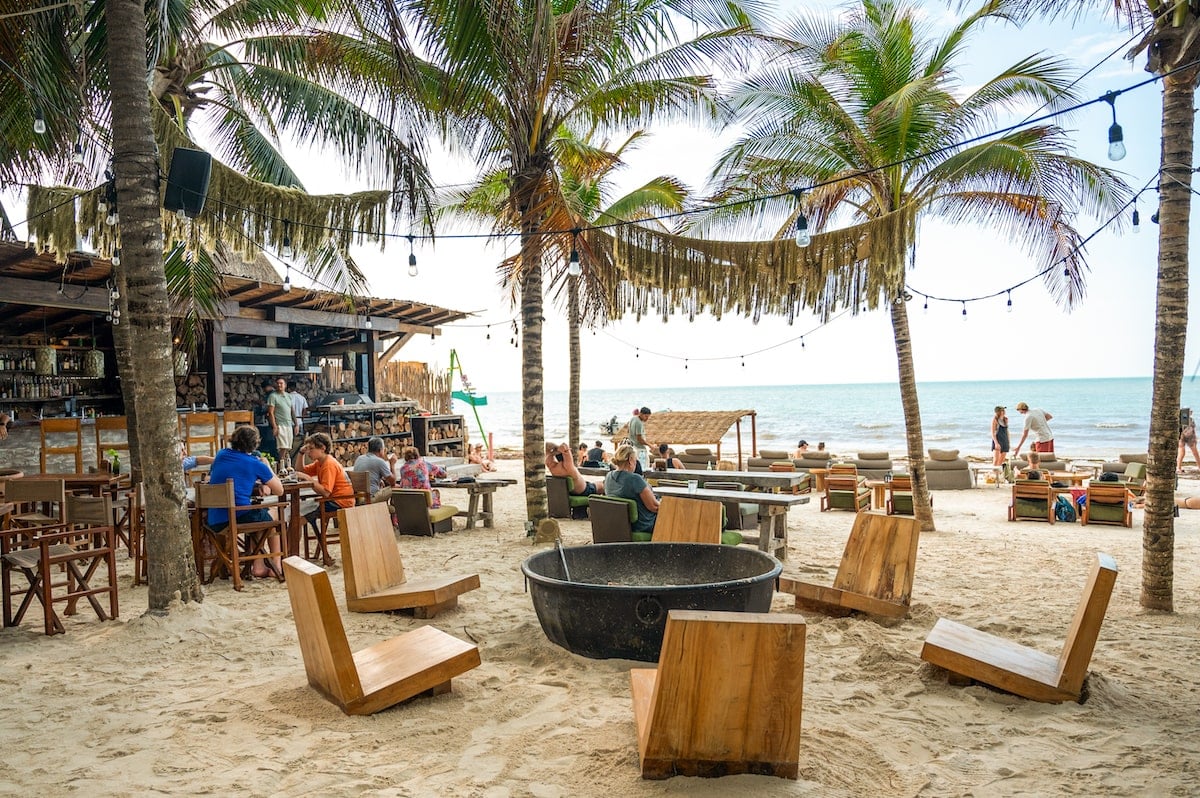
[468,443,496,472]
[991,406,1010,466]
[1013,402,1053,458]
[545,442,603,495]
[206,425,283,578]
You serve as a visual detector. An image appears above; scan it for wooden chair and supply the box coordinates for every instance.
[40,417,83,473]
[194,481,285,591]
[127,483,148,586]
[339,503,479,618]
[778,513,920,618]
[630,609,806,780]
[1117,462,1146,496]
[221,410,254,447]
[348,470,372,505]
[588,496,637,543]
[283,556,481,715]
[182,412,220,457]
[821,473,870,512]
[829,462,859,476]
[921,553,1118,703]
[768,462,795,472]
[547,475,590,519]
[1008,479,1054,523]
[1,497,118,635]
[389,489,458,536]
[653,496,722,544]
[1081,483,1133,527]
[94,416,130,473]
[7,477,67,528]
[884,475,931,516]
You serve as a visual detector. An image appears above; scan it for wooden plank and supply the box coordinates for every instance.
[218,316,292,338]
[0,275,109,312]
[283,557,362,710]
[349,625,481,715]
[921,619,1069,703]
[653,496,722,544]
[1056,553,1118,695]
[274,304,401,333]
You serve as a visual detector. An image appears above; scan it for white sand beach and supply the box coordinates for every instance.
[1,458,1198,796]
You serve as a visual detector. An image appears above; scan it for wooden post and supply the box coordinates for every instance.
[206,325,225,410]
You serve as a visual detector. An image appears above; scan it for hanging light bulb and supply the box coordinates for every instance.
[282,266,291,292]
[791,189,811,247]
[364,316,373,329]
[923,298,928,313]
[280,237,293,260]
[106,210,119,226]
[961,301,967,321]
[407,234,418,277]
[97,198,108,214]
[33,108,46,135]
[567,229,582,276]
[1151,210,1160,225]
[1103,91,1126,161]
[111,249,120,267]
[175,208,186,221]
[1132,206,1140,233]
[1006,290,1013,313]
[109,283,120,301]
[72,138,84,166]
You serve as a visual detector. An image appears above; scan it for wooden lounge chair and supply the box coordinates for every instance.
[339,503,479,618]
[1081,483,1133,527]
[821,473,870,512]
[653,496,722,544]
[1117,462,1146,496]
[283,557,481,715]
[390,488,459,536]
[547,475,590,519]
[630,609,806,780]
[1008,479,1054,523]
[778,513,920,619]
[704,481,759,531]
[920,553,1118,703]
[884,475,931,516]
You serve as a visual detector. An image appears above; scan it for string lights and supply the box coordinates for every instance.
[407,234,417,277]
[282,264,291,292]
[1102,90,1126,161]
[567,228,582,276]
[33,107,46,135]
[280,221,294,259]
[791,189,811,247]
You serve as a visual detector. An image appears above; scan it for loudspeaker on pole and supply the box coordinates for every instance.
[163,147,212,218]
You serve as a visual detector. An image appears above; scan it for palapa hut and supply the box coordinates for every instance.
[610,409,757,469]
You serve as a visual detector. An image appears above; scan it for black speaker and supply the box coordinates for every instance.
[163,147,212,218]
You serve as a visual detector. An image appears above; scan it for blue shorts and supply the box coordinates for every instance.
[580,481,598,496]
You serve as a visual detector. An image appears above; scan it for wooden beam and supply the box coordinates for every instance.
[0,276,110,312]
[218,316,291,338]
[378,332,415,363]
[274,305,400,332]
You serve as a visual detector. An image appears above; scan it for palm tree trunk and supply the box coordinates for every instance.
[890,298,935,532]
[567,276,581,452]
[105,0,202,607]
[516,179,548,528]
[1141,69,1195,611]
[110,268,142,482]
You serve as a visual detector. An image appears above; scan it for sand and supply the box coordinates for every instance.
[1,458,1198,796]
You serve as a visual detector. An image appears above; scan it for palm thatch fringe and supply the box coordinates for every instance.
[608,409,755,448]
[586,207,916,322]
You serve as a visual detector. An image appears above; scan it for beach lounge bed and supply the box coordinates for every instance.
[920,553,1117,703]
[630,609,806,779]
[283,556,481,715]
[778,512,919,619]
[339,503,479,618]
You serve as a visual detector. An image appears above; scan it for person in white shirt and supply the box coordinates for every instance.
[1012,402,1054,457]
[288,381,308,442]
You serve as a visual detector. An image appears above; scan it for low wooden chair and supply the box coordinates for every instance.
[1,496,118,635]
[182,412,220,457]
[221,410,254,447]
[7,477,67,528]
[39,417,83,473]
[829,462,859,476]
[779,513,920,618]
[821,473,870,512]
[547,475,590,519]
[1117,462,1147,496]
[768,462,796,473]
[348,470,372,506]
[389,488,458,536]
[630,609,806,780]
[921,553,1118,703]
[1081,482,1133,527]
[339,503,479,618]
[588,496,638,543]
[94,416,130,473]
[194,481,286,591]
[704,481,759,531]
[283,557,481,715]
[884,475,931,516]
[1008,479,1055,523]
[653,496,722,544]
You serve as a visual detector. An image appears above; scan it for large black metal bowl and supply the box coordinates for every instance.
[522,543,782,662]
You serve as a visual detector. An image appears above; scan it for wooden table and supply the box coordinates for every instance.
[809,468,830,492]
[1044,471,1090,487]
[281,481,319,557]
[27,471,123,496]
[654,485,809,560]
[865,479,888,509]
[968,464,1004,488]
[1068,460,1103,478]
[432,478,517,529]
[644,468,811,493]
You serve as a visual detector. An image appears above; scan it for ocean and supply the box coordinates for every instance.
[454,377,1200,460]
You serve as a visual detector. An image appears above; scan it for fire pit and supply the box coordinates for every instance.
[522,543,781,662]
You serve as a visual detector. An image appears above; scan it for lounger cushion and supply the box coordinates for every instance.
[1119,453,1148,464]
[429,505,459,525]
[929,448,960,461]
[684,448,714,456]
[758,449,790,460]
[857,451,889,460]
[803,451,832,461]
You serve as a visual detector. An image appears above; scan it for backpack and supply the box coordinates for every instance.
[1054,494,1077,522]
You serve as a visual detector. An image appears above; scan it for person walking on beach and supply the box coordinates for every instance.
[605,444,659,533]
[628,406,653,469]
[1013,402,1053,457]
[1179,408,1199,472]
[991,406,1010,466]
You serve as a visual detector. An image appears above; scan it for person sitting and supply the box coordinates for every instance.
[468,443,496,472]
[293,432,355,532]
[545,442,603,496]
[657,443,684,469]
[397,445,447,507]
[576,442,589,465]
[182,453,215,474]
[604,444,659,534]
[584,440,608,468]
[352,435,397,503]
[794,439,810,459]
[206,425,284,578]
[1020,451,1042,480]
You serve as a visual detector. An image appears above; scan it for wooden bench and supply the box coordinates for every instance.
[653,496,723,544]
[778,512,919,619]
[630,610,806,780]
[283,556,481,715]
[339,503,479,618]
[920,553,1118,703]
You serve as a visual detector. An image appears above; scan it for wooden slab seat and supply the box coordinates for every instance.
[630,610,806,780]
[920,553,1118,703]
[390,488,459,536]
[779,513,920,619]
[653,496,722,544]
[339,503,479,618]
[283,557,481,715]
[547,475,590,519]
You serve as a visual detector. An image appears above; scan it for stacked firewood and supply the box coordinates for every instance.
[175,374,208,407]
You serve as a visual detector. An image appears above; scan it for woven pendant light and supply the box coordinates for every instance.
[83,349,105,378]
[342,351,356,371]
[294,349,310,371]
[34,346,57,376]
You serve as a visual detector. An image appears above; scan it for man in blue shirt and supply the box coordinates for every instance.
[206,425,284,578]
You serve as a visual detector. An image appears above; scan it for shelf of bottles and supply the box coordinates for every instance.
[0,346,110,402]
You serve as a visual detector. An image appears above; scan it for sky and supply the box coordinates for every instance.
[8,1,1190,396]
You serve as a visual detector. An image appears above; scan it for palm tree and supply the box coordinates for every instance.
[1002,0,1197,611]
[443,128,688,451]
[706,0,1129,531]
[407,0,765,524]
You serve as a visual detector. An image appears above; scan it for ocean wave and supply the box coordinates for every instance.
[1094,422,1134,429]
[857,422,893,429]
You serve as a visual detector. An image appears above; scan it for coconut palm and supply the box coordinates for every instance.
[442,127,688,450]
[706,0,1129,531]
[407,0,766,524]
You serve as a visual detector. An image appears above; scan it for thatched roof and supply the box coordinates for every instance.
[610,410,756,448]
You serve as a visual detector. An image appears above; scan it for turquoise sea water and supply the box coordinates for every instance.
[456,378,1200,460]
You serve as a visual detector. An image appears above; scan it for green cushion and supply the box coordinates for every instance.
[720,530,743,546]
[567,494,591,508]
[631,531,653,542]
[1089,502,1126,522]
[1014,498,1047,518]
[891,493,914,514]
[429,505,458,524]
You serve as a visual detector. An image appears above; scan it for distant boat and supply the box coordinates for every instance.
[599,415,619,435]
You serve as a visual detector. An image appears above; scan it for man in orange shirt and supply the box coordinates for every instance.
[293,432,355,537]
